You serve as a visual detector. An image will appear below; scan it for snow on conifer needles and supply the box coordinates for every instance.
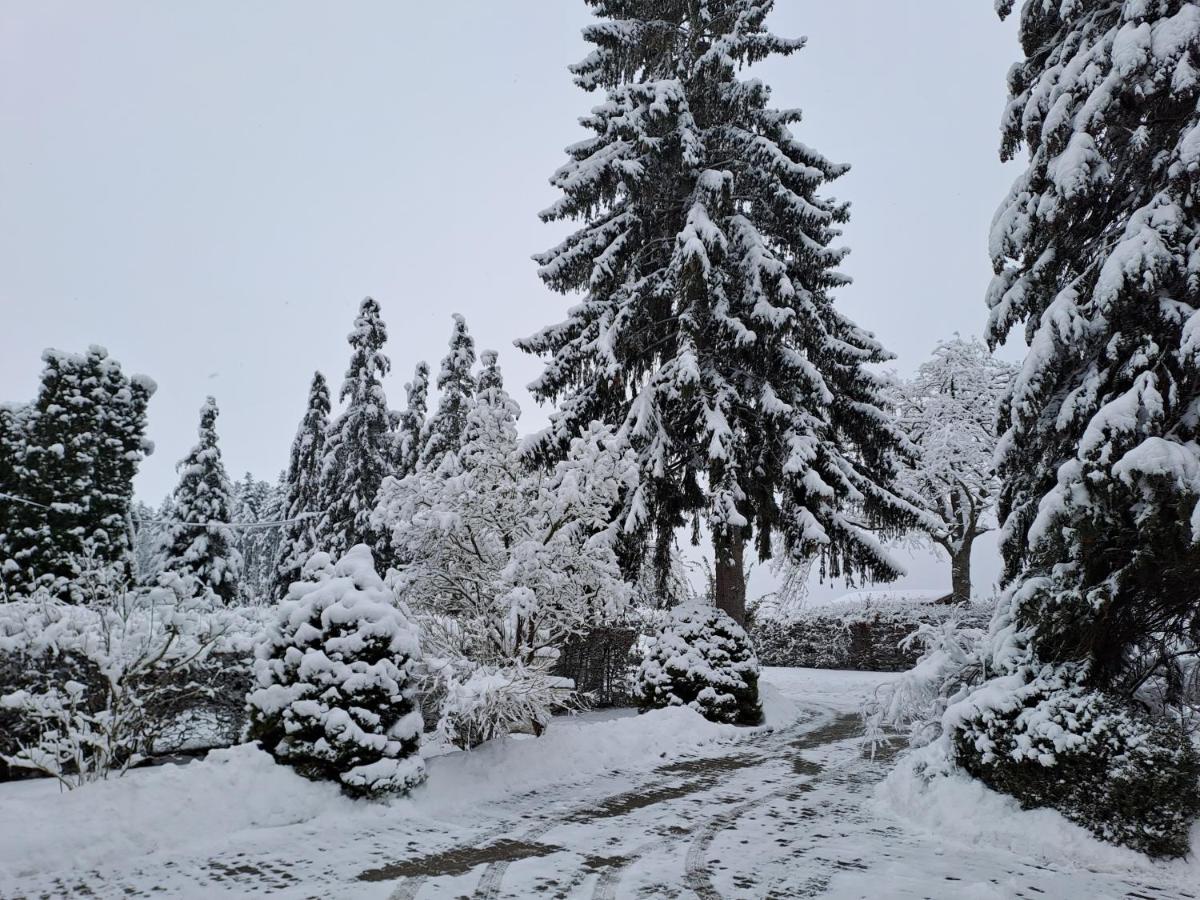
[2,0,1200,880]
[518,0,928,623]
[889,0,1200,860]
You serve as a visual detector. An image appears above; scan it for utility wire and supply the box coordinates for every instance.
[0,492,317,530]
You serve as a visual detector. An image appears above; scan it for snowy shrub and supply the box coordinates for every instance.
[375,359,637,744]
[1,680,138,788]
[436,663,575,750]
[0,568,259,785]
[949,680,1200,859]
[861,615,988,751]
[247,546,425,798]
[869,595,1200,857]
[635,602,762,726]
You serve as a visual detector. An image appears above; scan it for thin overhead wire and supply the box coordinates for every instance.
[0,492,316,530]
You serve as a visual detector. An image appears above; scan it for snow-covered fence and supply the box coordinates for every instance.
[749,594,991,672]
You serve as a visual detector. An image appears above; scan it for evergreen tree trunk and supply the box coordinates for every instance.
[713,531,746,626]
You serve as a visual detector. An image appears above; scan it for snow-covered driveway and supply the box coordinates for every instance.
[1,668,1196,899]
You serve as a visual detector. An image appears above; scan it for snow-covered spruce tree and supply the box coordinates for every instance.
[130,499,166,584]
[419,314,476,470]
[247,545,425,798]
[519,0,926,623]
[273,372,330,598]
[391,361,430,481]
[895,337,1015,603]
[2,347,155,601]
[233,472,280,604]
[160,397,242,605]
[635,601,762,725]
[317,298,393,559]
[945,1,1200,857]
[0,402,31,598]
[86,348,156,588]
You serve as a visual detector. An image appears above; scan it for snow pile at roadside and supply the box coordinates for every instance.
[0,743,355,880]
[878,749,1200,878]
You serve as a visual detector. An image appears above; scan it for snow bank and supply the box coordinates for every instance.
[878,749,1200,878]
[0,744,354,880]
[0,687,800,881]
[804,589,945,610]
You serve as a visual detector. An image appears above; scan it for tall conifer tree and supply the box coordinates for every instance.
[90,350,156,586]
[161,397,242,604]
[420,314,477,470]
[1,347,154,600]
[392,361,430,479]
[274,371,331,596]
[317,298,393,558]
[519,0,921,622]
[946,0,1200,856]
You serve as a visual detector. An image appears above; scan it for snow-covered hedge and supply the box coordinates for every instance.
[246,546,425,798]
[949,680,1200,859]
[751,594,991,672]
[869,608,1200,858]
[0,574,270,784]
[635,603,762,726]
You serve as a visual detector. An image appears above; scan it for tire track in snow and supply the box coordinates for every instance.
[681,711,871,900]
[375,704,836,900]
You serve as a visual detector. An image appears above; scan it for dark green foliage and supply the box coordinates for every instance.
[317,299,394,558]
[419,314,476,470]
[392,361,429,479]
[273,371,330,598]
[552,626,639,708]
[520,0,922,601]
[950,0,1200,857]
[160,397,242,604]
[635,603,762,725]
[984,0,1200,686]
[247,547,425,798]
[1,347,155,601]
[953,686,1200,859]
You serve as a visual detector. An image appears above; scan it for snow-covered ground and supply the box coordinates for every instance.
[1,668,1196,899]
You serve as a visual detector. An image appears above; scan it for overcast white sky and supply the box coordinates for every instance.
[1,2,1021,598]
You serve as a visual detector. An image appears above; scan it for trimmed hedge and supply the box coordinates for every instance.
[750,596,991,671]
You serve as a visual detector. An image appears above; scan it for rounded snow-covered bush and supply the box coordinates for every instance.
[635,603,762,726]
[247,546,425,798]
[951,682,1200,858]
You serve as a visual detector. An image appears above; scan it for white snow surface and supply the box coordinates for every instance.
[0,667,1195,898]
[802,588,945,609]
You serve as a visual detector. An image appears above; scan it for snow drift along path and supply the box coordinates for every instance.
[0,668,1196,898]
